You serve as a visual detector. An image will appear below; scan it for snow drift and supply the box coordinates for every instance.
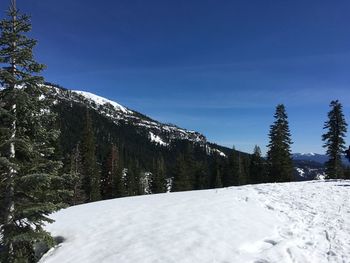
[40,180,350,263]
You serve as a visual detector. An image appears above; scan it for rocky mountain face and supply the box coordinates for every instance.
[42,84,240,188]
[47,85,208,147]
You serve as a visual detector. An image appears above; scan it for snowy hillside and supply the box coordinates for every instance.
[47,86,207,146]
[40,180,350,263]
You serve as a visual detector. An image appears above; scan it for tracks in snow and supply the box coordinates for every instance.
[251,181,350,263]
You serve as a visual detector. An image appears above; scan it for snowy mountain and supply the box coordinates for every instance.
[292,153,329,164]
[293,152,350,165]
[46,85,328,182]
[292,160,325,181]
[48,86,207,146]
[1,84,327,183]
[40,180,350,263]
[292,154,326,180]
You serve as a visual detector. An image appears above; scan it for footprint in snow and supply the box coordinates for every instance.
[264,239,278,246]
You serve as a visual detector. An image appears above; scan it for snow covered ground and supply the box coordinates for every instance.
[40,180,350,263]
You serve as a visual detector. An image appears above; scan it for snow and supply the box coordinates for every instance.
[214,148,227,157]
[73,90,131,114]
[206,145,227,158]
[302,152,316,156]
[68,90,206,144]
[149,132,168,146]
[295,167,305,178]
[40,180,350,263]
[296,153,317,157]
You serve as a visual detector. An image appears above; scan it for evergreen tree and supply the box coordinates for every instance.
[68,144,86,205]
[172,154,192,192]
[81,110,101,202]
[193,161,209,190]
[101,144,119,199]
[238,152,249,185]
[214,164,223,188]
[0,1,67,261]
[114,151,126,197]
[125,159,141,196]
[322,100,348,179]
[249,145,265,184]
[229,146,242,186]
[266,104,293,182]
[150,156,167,194]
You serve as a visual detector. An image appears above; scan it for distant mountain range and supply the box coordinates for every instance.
[292,153,350,165]
[292,152,350,181]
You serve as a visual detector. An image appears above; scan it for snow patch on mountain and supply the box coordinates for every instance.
[206,145,227,158]
[149,132,168,146]
[213,148,227,157]
[300,152,316,156]
[46,87,207,145]
[295,167,305,178]
[73,90,131,114]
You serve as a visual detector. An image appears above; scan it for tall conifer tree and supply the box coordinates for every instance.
[229,146,243,185]
[81,110,101,202]
[68,144,85,205]
[101,144,119,199]
[0,1,66,261]
[172,154,191,192]
[322,100,347,179]
[249,145,265,184]
[151,156,167,194]
[266,104,293,182]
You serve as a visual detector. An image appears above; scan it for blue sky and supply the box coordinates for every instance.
[2,0,350,154]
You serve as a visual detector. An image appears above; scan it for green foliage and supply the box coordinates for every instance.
[65,144,86,205]
[150,156,167,194]
[229,146,248,186]
[0,3,66,262]
[81,110,101,202]
[214,164,223,188]
[101,144,119,199]
[172,154,193,192]
[322,100,348,179]
[267,104,293,182]
[249,145,266,184]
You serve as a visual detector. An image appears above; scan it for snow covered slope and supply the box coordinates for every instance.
[47,86,207,146]
[40,180,350,263]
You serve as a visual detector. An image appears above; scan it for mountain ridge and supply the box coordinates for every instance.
[45,84,233,157]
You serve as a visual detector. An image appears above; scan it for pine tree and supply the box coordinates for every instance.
[0,1,67,261]
[125,159,141,196]
[68,144,86,205]
[214,166,223,188]
[101,144,119,199]
[322,100,347,179]
[81,110,101,202]
[249,145,266,184]
[172,154,191,192]
[238,152,249,185]
[115,151,126,197]
[150,156,167,194]
[229,146,242,186]
[193,161,209,190]
[266,104,293,182]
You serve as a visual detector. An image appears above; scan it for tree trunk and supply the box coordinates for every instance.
[4,1,17,260]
